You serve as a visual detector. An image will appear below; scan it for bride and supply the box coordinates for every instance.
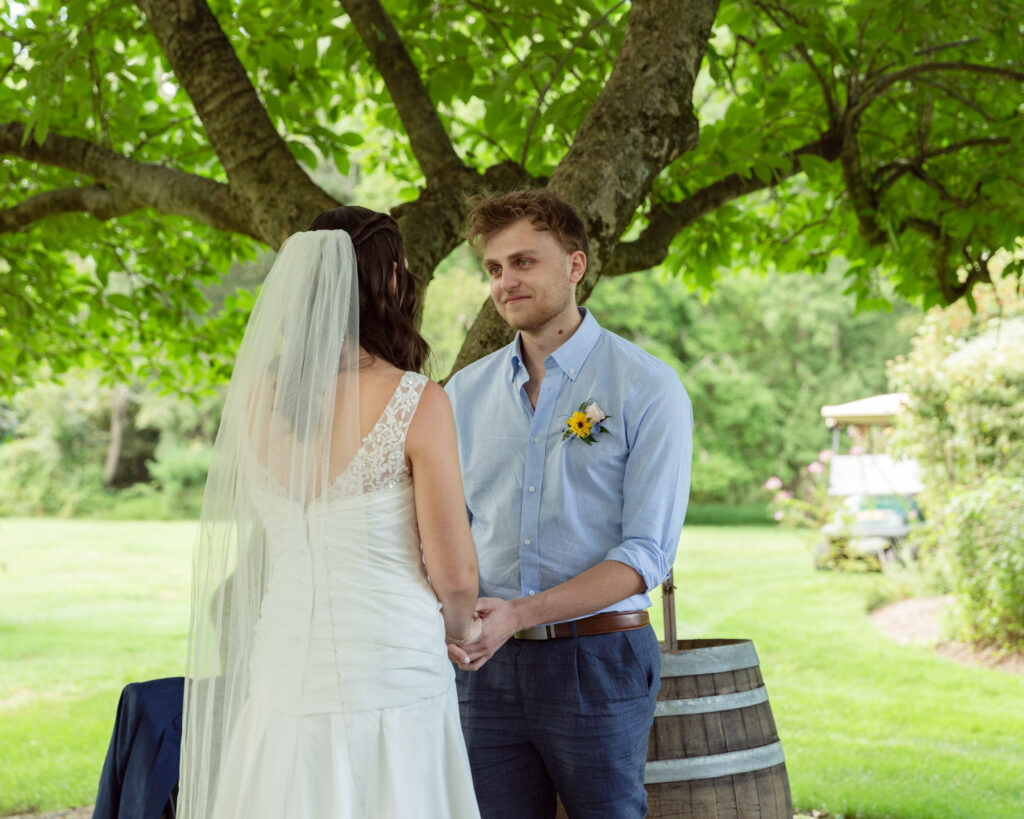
[178,206,482,818]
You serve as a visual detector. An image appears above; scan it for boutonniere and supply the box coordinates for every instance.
[562,400,611,446]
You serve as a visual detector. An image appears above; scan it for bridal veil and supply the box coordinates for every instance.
[178,230,366,818]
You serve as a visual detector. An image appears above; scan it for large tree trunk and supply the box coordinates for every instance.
[103,384,129,488]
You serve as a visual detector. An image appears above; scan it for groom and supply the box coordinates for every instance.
[445,189,692,818]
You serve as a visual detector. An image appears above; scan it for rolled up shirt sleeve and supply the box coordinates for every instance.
[604,370,693,591]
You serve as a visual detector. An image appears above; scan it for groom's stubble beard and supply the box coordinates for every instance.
[493,267,577,335]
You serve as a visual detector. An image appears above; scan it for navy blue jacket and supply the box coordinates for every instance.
[93,677,184,819]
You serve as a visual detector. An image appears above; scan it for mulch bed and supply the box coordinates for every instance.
[869,594,1024,675]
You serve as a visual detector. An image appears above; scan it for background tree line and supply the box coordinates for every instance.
[0,254,918,518]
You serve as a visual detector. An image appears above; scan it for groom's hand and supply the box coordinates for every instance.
[455,597,520,671]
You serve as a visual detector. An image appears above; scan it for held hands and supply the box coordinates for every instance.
[446,616,483,664]
[446,597,520,672]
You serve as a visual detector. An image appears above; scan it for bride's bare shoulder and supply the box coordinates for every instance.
[406,380,455,454]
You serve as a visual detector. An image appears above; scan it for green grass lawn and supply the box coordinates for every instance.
[2,519,1022,817]
[0,519,195,816]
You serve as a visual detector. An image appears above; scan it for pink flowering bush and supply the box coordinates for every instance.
[764,454,836,529]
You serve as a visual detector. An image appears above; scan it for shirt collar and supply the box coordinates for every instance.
[508,308,601,383]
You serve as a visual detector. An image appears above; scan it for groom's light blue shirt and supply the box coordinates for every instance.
[445,308,692,616]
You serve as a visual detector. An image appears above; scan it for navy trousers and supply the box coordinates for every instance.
[455,625,659,819]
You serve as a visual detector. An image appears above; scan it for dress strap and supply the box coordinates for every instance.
[388,371,429,446]
[359,371,429,490]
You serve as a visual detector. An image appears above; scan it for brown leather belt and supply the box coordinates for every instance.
[513,610,649,641]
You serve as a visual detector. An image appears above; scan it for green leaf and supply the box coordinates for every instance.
[336,131,363,146]
[752,161,774,185]
[287,140,318,167]
[105,294,136,313]
[799,154,833,181]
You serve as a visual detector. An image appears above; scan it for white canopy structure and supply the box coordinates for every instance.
[820,392,909,427]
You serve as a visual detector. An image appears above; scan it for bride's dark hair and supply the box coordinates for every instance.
[308,206,429,373]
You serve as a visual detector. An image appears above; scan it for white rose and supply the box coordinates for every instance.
[585,402,607,424]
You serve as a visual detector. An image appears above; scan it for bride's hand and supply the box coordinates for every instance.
[465,616,484,643]
[456,597,518,672]
[446,616,483,665]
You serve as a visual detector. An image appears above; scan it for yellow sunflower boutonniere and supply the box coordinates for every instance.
[562,400,610,445]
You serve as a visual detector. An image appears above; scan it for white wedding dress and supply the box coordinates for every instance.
[210,371,480,818]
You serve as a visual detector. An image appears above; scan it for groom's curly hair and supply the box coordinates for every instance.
[466,189,589,259]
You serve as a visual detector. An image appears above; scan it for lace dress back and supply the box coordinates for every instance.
[347,369,427,493]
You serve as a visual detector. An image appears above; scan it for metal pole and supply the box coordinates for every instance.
[661,569,676,651]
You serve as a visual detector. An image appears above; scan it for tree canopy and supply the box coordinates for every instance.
[2,0,1022,393]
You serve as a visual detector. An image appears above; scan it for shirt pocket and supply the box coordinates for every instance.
[558,418,628,487]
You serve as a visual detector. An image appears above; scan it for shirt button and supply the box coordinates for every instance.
[528,486,535,493]
[533,437,541,443]
[528,591,536,596]
[524,539,531,545]
[569,368,575,374]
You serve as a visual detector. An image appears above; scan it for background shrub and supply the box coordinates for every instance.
[147,439,211,518]
[889,259,1024,649]
[0,373,221,519]
[936,477,1024,650]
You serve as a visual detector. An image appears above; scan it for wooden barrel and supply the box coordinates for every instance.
[646,638,792,818]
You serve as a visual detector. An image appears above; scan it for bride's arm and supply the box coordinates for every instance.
[406,381,480,646]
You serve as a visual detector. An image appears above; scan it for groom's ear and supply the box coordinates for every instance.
[568,250,587,284]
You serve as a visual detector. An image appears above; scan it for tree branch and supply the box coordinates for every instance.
[795,41,839,117]
[136,0,336,243]
[0,40,24,85]
[338,0,467,184]
[835,125,890,246]
[853,61,1024,119]
[899,216,943,241]
[777,195,844,246]
[903,224,992,305]
[521,1,627,165]
[603,132,844,277]
[0,185,139,234]
[464,0,543,97]
[912,77,1004,122]
[913,38,981,57]
[755,1,840,115]
[906,164,979,209]
[872,137,1010,191]
[0,121,258,238]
